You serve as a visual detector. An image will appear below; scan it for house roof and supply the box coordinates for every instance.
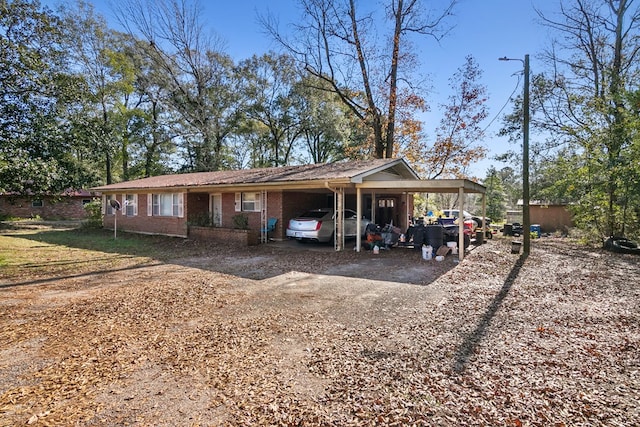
[0,189,99,197]
[92,158,420,192]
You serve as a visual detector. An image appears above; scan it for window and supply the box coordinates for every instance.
[149,193,184,217]
[32,200,43,208]
[105,195,116,215]
[235,192,261,212]
[124,194,138,216]
[378,199,395,208]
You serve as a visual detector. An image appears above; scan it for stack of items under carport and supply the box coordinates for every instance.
[364,223,401,250]
[404,223,466,258]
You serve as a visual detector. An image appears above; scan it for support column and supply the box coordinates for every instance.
[334,187,344,251]
[260,190,268,243]
[458,187,465,261]
[482,193,487,239]
[371,192,376,225]
[356,187,362,252]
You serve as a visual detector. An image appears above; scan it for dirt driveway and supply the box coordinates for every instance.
[0,225,638,426]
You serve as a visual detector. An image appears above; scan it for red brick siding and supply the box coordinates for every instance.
[189,226,259,246]
[186,193,210,224]
[99,189,414,242]
[0,196,93,219]
[102,194,188,237]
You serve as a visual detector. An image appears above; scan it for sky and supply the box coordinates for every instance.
[64,0,554,178]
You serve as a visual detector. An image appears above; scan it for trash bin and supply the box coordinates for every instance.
[503,224,513,236]
[425,225,444,250]
[530,224,541,238]
[511,240,522,254]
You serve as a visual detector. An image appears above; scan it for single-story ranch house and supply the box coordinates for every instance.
[0,190,99,220]
[92,158,486,260]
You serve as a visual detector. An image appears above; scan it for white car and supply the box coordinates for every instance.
[286,208,372,243]
[442,209,473,219]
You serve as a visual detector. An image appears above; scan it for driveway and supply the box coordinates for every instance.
[177,238,460,285]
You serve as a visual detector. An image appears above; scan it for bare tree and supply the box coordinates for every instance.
[528,0,640,237]
[115,0,240,171]
[264,0,456,159]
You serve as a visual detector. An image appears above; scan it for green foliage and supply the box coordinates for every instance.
[82,200,103,229]
[483,167,508,222]
[232,214,249,230]
[499,1,640,239]
[0,0,96,196]
[187,212,213,227]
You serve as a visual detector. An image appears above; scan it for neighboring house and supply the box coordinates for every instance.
[0,190,99,220]
[92,158,486,257]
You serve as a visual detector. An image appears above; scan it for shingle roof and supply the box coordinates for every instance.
[92,159,417,191]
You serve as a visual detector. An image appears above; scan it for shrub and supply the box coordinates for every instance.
[232,214,249,230]
[188,212,213,227]
[82,200,103,229]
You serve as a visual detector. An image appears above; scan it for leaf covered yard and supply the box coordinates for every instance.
[0,226,638,426]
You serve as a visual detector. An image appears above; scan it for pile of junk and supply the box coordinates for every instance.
[363,218,472,258]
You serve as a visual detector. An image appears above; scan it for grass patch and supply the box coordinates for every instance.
[0,223,206,281]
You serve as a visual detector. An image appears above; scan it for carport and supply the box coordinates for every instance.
[339,179,487,262]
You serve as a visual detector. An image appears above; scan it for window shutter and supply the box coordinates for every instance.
[235,193,241,212]
[178,193,184,218]
[133,194,138,216]
[147,194,153,216]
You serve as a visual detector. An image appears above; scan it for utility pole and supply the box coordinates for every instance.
[522,54,530,256]
[499,54,531,256]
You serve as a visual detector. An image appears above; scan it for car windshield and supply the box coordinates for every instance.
[299,210,328,219]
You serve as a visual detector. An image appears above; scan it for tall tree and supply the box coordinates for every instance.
[294,75,350,164]
[60,0,132,184]
[237,53,303,167]
[126,40,178,178]
[482,167,507,222]
[117,0,240,172]
[0,0,95,196]
[402,55,488,179]
[503,0,640,238]
[265,0,456,159]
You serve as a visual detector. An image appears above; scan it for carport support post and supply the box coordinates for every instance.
[335,187,344,251]
[482,193,487,238]
[458,187,464,261]
[356,187,362,252]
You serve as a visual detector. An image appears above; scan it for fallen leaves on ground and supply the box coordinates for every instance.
[0,234,638,426]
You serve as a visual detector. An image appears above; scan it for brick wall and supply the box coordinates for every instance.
[189,226,259,246]
[102,194,188,237]
[98,189,414,241]
[0,196,93,219]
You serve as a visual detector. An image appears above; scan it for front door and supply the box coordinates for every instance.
[376,198,396,226]
[211,194,222,227]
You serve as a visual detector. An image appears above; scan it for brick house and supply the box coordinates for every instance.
[0,190,99,220]
[92,159,486,258]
